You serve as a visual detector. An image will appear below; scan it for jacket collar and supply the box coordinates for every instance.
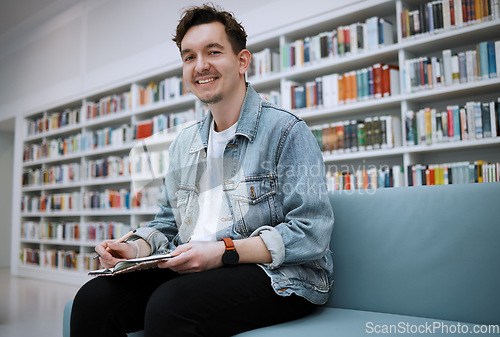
[189,83,261,153]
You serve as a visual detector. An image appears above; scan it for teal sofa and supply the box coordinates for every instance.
[64,183,500,336]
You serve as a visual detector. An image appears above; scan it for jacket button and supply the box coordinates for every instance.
[185,217,192,224]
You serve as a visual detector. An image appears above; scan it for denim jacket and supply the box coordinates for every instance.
[131,84,334,304]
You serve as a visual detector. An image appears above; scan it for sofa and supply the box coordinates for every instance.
[64,182,500,336]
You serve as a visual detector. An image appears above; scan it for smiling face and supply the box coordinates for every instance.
[180,22,250,107]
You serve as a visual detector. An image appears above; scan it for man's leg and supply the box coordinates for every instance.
[144,264,316,337]
[70,268,178,337]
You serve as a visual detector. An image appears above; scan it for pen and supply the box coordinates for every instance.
[93,229,137,259]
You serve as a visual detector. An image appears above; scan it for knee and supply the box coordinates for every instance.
[72,278,112,316]
[144,281,200,335]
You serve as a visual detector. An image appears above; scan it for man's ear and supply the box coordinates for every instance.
[238,49,251,75]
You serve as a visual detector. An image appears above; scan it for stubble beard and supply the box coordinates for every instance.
[199,93,223,104]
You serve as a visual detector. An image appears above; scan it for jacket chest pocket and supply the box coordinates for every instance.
[175,188,198,228]
[232,177,277,235]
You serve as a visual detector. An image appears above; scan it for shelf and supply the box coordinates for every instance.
[22,181,82,192]
[81,176,132,186]
[21,238,102,247]
[297,95,402,121]
[323,147,407,162]
[82,109,135,129]
[406,137,500,154]
[21,211,81,217]
[16,265,89,286]
[281,44,401,83]
[402,78,500,104]
[24,123,82,142]
[134,94,197,117]
[400,19,500,55]
[12,0,500,286]
[22,152,82,168]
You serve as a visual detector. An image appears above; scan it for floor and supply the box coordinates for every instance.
[0,267,80,337]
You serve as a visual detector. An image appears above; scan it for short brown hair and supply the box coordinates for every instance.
[173,4,247,54]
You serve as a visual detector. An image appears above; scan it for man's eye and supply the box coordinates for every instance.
[209,51,220,55]
[184,56,194,62]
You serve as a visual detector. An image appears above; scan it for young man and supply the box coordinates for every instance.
[71,4,334,337]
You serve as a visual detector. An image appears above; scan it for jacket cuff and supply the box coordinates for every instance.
[128,227,169,255]
[250,226,285,269]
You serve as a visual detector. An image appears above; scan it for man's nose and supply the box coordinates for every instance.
[195,55,210,73]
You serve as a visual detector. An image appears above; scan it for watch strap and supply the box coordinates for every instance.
[222,237,235,251]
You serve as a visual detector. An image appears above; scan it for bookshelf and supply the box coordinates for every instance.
[12,0,500,285]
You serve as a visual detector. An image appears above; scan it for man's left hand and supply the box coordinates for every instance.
[158,241,225,273]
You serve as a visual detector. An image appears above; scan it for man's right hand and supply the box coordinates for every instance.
[95,240,134,268]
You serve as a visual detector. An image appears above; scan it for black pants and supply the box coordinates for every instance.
[70,264,316,337]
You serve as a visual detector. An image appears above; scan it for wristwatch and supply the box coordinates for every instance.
[221,237,239,266]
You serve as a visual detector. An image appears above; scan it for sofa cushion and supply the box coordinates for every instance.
[237,307,499,336]
[327,183,500,325]
[64,302,499,337]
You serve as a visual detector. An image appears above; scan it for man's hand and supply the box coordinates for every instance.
[157,236,272,274]
[158,241,225,274]
[95,240,136,269]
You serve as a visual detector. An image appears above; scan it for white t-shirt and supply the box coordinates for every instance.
[190,120,237,241]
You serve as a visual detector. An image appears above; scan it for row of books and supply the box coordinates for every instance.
[404,41,500,93]
[20,248,103,271]
[247,48,280,79]
[21,221,131,242]
[281,16,394,70]
[259,91,281,106]
[311,115,402,154]
[22,163,81,187]
[83,189,132,210]
[23,133,80,162]
[130,149,169,179]
[21,221,79,241]
[23,123,135,162]
[81,124,133,151]
[21,184,161,214]
[405,99,500,145]
[25,108,80,137]
[21,154,133,187]
[133,108,204,139]
[23,106,208,163]
[24,76,192,138]
[401,0,500,39]
[326,165,404,191]
[133,186,162,209]
[21,192,80,213]
[131,76,189,108]
[21,247,79,270]
[282,63,400,111]
[85,155,130,180]
[407,160,500,186]
[84,91,132,121]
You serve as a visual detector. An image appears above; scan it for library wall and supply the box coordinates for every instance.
[0,0,358,123]
[0,131,13,267]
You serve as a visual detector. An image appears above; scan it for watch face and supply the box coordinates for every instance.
[223,250,239,266]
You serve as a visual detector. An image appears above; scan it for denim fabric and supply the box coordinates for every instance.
[132,84,334,304]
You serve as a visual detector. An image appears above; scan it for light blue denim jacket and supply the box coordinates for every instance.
[131,84,334,304]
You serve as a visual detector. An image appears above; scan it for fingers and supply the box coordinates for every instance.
[94,240,132,268]
[157,241,224,273]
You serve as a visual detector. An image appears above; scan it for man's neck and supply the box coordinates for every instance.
[210,81,247,132]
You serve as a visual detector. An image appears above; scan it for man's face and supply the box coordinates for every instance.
[180,21,245,105]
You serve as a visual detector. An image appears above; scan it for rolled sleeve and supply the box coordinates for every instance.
[250,226,285,269]
[128,227,170,254]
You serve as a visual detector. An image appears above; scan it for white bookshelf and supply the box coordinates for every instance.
[11,0,500,285]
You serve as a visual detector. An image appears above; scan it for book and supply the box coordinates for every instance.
[88,253,173,276]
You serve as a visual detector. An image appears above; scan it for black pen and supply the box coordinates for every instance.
[93,230,137,259]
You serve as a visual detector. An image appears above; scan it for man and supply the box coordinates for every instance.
[71,4,334,337]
